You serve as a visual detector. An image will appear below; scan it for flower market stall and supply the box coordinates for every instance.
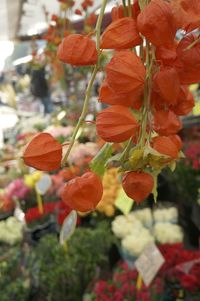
[0,0,200,301]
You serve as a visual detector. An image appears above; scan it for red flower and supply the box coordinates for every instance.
[180,274,199,292]
[25,201,71,225]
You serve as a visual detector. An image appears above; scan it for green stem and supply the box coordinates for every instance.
[122,0,128,16]
[96,0,107,62]
[61,0,108,166]
[120,138,133,162]
[62,67,98,165]
[128,0,132,17]
[139,39,153,147]
[184,35,200,51]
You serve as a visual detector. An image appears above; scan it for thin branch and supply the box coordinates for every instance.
[61,0,108,166]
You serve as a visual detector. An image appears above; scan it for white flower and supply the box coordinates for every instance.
[153,222,183,244]
[111,215,143,239]
[122,229,154,257]
[153,207,178,223]
[131,208,153,227]
[0,217,23,245]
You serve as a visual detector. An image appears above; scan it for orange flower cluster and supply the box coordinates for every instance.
[23,0,200,212]
[95,0,197,203]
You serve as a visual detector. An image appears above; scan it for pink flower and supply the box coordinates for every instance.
[6,179,30,201]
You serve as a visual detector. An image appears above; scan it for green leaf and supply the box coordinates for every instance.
[115,187,134,215]
[105,153,122,167]
[179,151,185,158]
[169,160,176,172]
[90,143,113,176]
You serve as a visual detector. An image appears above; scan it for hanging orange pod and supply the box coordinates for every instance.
[111,5,124,21]
[153,109,182,136]
[96,105,139,143]
[137,0,176,47]
[57,34,98,66]
[175,34,200,84]
[105,50,145,94]
[23,133,62,171]
[122,171,154,204]
[152,135,179,158]
[153,66,180,106]
[111,2,140,21]
[101,17,142,50]
[171,86,195,116]
[168,135,183,150]
[171,0,200,33]
[61,171,103,212]
[176,34,200,68]
[155,44,177,66]
[99,80,143,109]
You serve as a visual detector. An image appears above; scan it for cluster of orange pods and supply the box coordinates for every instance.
[24,0,200,212]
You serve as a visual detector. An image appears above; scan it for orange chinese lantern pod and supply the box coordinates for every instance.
[177,34,200,68]
[85,13,97,26]
[96,105,139,143]
[57,34,98,66]
[105,50,146,94]
[150,90,164,111]
[23,133,62,172]
[153,67,180,106]
[137,0,176,47]
[153,109,182,136]
[99,80,143,109]
[171,0,200,32]
[100,17,142,50]
[175,34,200,84]
[111,2,140,21]
[168,135,183,151]
[171,86,195,116]
[152,136,179,158]
[61,171,103,212]
[122,171,154,204]
[155,45,177,66]
[111,5,124,21]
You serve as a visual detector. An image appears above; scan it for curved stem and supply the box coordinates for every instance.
[96,0,107,60]
[62,66,98,165]
[61,0,108,166]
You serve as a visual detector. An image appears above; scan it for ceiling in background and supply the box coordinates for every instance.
[18,0,115,37]
[0,0,116,40]
[0,0,116,71]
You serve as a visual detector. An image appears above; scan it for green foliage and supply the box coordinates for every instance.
[0,246,31,301]
[164,160,200,203]
[0,222,115,301]
[90,143,113,176]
